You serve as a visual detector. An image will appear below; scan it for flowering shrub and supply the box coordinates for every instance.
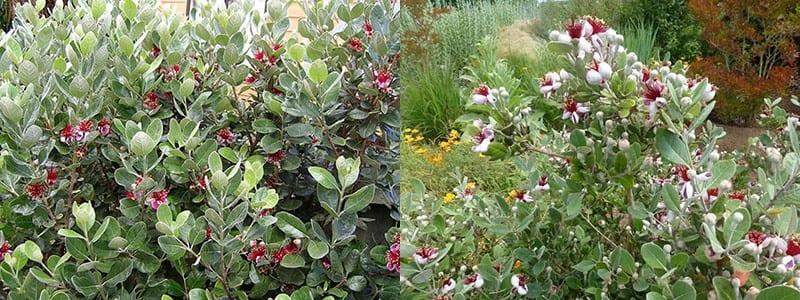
[0,0,399,298]
[401,16,800,299]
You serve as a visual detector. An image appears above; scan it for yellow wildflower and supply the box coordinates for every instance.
[414,148,427,155]
[443,192,456,204]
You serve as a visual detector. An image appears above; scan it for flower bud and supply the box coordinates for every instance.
[720,180,732,192]
[732,212,744,223]
[626,53,638,65]
[663,244,672,253]
[705,213,717,225]
[618,138,630,150]
[549,30,561,41]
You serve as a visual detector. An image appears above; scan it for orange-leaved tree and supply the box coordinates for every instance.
[688,0,800,125]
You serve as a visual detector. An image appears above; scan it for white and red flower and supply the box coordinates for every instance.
[247,240,268,263]
[440,278,456,294]
[191,176,208,191]
[244,74,256,85]
[413,246,439,264]
[98,118,111,136]
[0,242,11,262]
[253,50,266,63]
[471,120,494,153]
[364,21,374,38]
[463,273,484,290]
[267,150,286,164]
[26,182,47,200]
[642,80,666,118]
[561,99,590,124]
[471,85,496,105]
[373,68,393,90]
[272,241,300,263]
[348,37,364,53]
[151,46,161,58]
[586,61,612,86]
[534,175,550,192]
[144,91,160,111]
[77,119,93,139]
[46,168,58,186]
[386,236,400,272]
[539,72,562,97]
[216,128,235,146]
[149,190,169,210]
[701,188,719,203]
[60,124,81,144]
[511,274,529,295]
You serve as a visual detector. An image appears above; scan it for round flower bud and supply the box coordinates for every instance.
[680,97,692,107]
[627,53,638,65]
[460,265,467,272]
[472,265,479,271]
[605,120,614,128]
[450,236,456,241]
[549,30,561,41]
[293,239,302,246]
[709,150,720,162]
[705,213,717,225]
[663,244,672,253]
[732,212,744,223]
[720,180,732,192]
[618,139,630,150]
[621,118,630,126]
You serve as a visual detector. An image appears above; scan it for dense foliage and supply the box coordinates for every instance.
[688,0,799,125]
[401,16,800,299]
[0,0,400,298]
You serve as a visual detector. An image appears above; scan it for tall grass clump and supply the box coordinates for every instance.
[400,63,464,139]
[621,21,660,63]
[429,0,538,68]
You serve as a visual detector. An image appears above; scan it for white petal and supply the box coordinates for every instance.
[586,70,603,85]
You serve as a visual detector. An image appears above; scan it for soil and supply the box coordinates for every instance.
[716,124,762,151]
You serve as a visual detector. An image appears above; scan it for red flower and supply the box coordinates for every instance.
[321,256,331,270]
[272,241,300,263]
[267,150,285,164]
[747,230,768,246]
[566,19,586,39]
[269,86,283,96]
[98,118,111,136]
[364,21,374,38]
[643,80,666,103]
[0,242,11,262]
[151,46,161,58]
[75,146,88,158]
[144,91,160,111]
[373,68,393,90]
[729,191,746,201]
[348,37,364,53]
[673,165,691,182]
[267,55,279,66]
[253,50,266,63]
[584,16,607,35]
[247,240,268,263]
[77,119,93,137]
[244,74,256,85]
[271,43,283,52]
[386,240,400,272]
[788,238,800,256]
[149,190,169,210]
[125,191,137,200]
[191,176,208,191]
[26,182,47,200]
[205,225,212,240]
[59,124,81,144]
[46,168,58,186]
[259,208,273,218]
[216,128,235,146]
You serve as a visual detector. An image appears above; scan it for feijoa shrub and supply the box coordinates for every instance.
[0,0,399,299]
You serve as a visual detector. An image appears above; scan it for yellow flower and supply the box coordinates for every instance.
[415,148,427,155]
[404,128,412,133]
[443,192,456,204]
[514,260,523,270]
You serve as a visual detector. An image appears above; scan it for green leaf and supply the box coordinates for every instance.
[30,267,59,285]
[157,204,172,224]
[287,44,306,61]
[646,292,667,300]
[18,60,38,85]
[69,75,90,98]
[609,247,635,274]
[286,123,313,137]
[58,229,84,239]
[335,156,360,190]
[712,276,735,300]
[655,129,690,166]
[179,79,195,98]
[306,240,329,259]
[91,0,106,19]
[121,0,137,19]
[343,184,374,214]
[21,241,43,263]
[672,280,696,300]
[80,32,99,56]
[157,236,185,259]
[346,276,367,292]
[131,132,156,157]
[641,242,668,271]
[276,212,308,238]
[308,167,338,190]
[662,184,680,214]
[756,286,800,300]
[708,160,736,188]
[722,208,751,246]
[308,59,328,83]
[280,254,305,268]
